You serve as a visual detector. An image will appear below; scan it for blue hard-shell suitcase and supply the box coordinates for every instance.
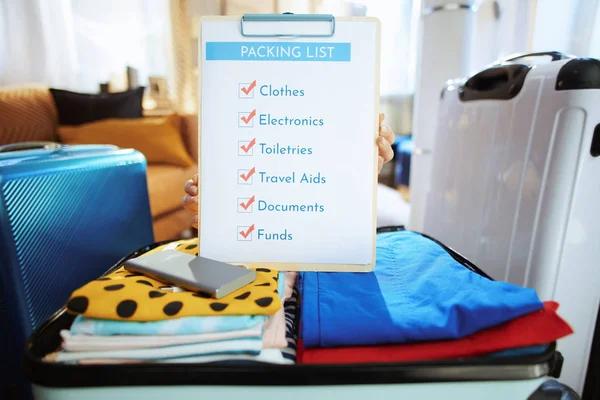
[0,142,154,399]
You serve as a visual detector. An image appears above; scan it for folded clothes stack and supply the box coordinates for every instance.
[48,231,572,367]
[297,230,573,364]
[48,239,299,365]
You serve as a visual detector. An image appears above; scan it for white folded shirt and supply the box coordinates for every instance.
[71,348,292,365]
[56,337,263,362]
[60,322,264,352]
[156,348,293,364]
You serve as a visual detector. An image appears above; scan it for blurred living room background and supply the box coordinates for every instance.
[1,0,599,240]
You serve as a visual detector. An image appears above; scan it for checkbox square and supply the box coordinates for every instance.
[238,140,254,156]
[239,83,255,99]
[238,111,255,127]
[238,197,253,213]
[238,169,254,185]
[237,226,253,241]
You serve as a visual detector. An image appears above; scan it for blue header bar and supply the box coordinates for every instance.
[205,42,351,62]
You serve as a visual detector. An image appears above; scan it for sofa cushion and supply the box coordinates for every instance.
[0,86,58,146]
[49,87,144,125]
[179,114,199,164]
[153,208,195,242]
[57,115,195,168]
[147,164,198,218]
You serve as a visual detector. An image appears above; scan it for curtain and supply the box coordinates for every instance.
[316,0,419,97]
[469,0,535,73]
[469,0,600,74]
[169,0,195,114]
[0,0,171,93]
[312,0,418,133]
[0,0,79,88]
[530,0,600,58]
[361,0,419,98]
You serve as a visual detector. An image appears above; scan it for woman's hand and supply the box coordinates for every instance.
[183,173,198,229]
[377,113,395,173]
[184,114,395,228]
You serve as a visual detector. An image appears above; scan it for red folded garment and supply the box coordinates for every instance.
[298,301,572,364]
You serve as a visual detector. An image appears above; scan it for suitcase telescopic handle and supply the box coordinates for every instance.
[0,141,61,153]
[502,51,570,63]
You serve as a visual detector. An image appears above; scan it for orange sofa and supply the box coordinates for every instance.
[0,86,198,242]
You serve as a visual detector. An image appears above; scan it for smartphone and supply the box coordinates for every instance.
[123,250,256,299]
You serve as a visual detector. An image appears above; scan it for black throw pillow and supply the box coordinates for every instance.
[49,87,145,126]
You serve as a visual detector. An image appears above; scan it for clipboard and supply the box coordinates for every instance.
[198,13,380,272]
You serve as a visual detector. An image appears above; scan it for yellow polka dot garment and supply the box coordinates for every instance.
[66,238,282,321]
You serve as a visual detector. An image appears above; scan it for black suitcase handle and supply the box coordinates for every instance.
[459,64,530,102]
[503,51,570,63]
[457,51,574,102]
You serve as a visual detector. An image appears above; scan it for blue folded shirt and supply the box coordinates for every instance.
[487,344,549,358]
[299,231,543,348]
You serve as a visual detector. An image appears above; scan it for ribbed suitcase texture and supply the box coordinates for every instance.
[0,144,154,399]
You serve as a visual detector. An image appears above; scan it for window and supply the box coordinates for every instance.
[0,0,171,92]
[317,0,419,97]
[69,0,171,92]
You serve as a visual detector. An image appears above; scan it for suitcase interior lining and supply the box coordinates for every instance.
[23,229,564,387]
[24,309,560,388]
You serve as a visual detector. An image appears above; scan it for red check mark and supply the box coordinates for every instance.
[239,167,256,182]
[239,224,255,239]
[240,138,256,153]
[240,109,256,124]
[240,80,257,95]
[239,196,255,210]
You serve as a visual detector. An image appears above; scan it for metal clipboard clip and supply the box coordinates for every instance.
[240,13,336,38]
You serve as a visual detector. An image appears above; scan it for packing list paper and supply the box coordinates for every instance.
[199,20,378,267]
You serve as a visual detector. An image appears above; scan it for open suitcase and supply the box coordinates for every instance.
[422,52,600,397]
[23,227,579,399]
[0,143,154,399]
